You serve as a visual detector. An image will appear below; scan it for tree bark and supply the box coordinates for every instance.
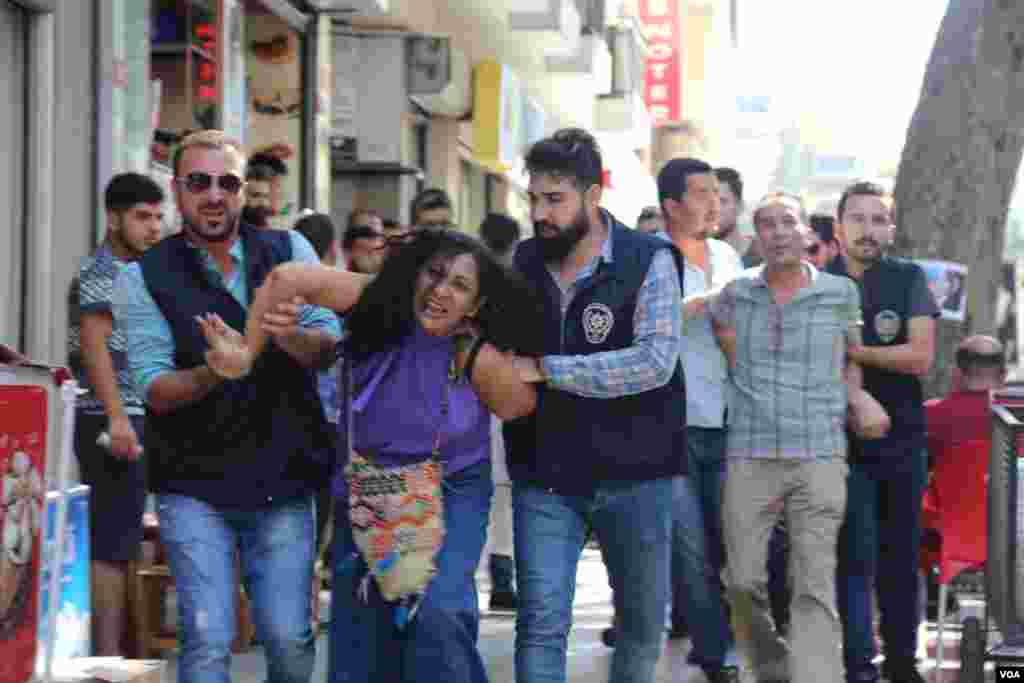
[892,0,1024,398]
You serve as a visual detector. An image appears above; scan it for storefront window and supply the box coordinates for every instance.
[110,0,153,174]
[221,0,246,143]
[246,6,303,229]
[97,0,154,242]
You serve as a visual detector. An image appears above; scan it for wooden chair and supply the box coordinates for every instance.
[129,519,256,658]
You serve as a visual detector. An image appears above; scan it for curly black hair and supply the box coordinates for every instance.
[345,228,544,364]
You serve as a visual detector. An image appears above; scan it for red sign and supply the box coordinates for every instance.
[195,22,218,101]
[637,0,682,126]
[0,386,48,683]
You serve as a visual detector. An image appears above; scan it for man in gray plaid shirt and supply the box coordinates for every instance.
[708,192,865,683]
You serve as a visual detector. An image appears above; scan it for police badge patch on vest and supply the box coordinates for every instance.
[582,303,615,344]
[874,310,902,343]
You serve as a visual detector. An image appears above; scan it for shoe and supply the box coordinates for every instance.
[668,621,689,639]
[489,589,518,611]
[705,665,741,683]
[601,626,617,648]
[881,661,925,683]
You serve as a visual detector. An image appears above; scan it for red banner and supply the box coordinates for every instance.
[0,386,48,683]
[637,0,682,126]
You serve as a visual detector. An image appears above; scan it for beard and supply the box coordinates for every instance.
[182,202,240,243]
[536,207,590,263]
[241,204,273,228]
[850,238,882,265]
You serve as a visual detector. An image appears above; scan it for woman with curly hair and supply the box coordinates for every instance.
[198,228,543,683]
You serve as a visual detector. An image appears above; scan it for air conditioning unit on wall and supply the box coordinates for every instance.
[331,30,470,169]
[408,36,471,118]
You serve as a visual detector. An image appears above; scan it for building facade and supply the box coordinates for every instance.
[0,0,679,365]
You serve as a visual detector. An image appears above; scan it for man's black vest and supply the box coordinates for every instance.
[830,255,929,452]
[504,214,687,494]
[139,225,330,507]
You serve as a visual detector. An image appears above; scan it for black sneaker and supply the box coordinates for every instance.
[882,662,925,683]
[601,626,617,647]
[489,589,518,611]
[705,665,741,683]
[667,621,689,639]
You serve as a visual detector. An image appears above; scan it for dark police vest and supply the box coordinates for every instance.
[139,225,331,507]
[504,215,687,494]
[829,256,930,457]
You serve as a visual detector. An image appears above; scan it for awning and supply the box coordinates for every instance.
[597,134,657,228]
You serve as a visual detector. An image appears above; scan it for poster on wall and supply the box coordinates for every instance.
[0,386,48,683]
[36,485,91,675]
[247,9,303,230]
[917,259,968,322]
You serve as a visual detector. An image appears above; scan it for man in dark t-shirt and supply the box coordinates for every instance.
[829,181,939,683]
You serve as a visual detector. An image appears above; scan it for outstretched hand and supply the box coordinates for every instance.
[197,313,253,379]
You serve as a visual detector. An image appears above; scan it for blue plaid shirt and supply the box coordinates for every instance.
[539,224,683,398]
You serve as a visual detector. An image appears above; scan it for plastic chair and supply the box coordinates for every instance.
[920,438,989,679]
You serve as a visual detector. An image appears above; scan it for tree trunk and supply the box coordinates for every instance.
[891,0,1024,398]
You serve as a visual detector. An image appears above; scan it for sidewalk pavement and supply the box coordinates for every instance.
[159,549,997,682]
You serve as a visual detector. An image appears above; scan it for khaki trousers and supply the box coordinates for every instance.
[723,458,848,683]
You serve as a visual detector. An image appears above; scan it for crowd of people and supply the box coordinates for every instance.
[42,125,1004,683]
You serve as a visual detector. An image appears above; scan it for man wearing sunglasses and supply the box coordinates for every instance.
[342,209,387,275]
[800,223,831,270]
[113,130,340,683]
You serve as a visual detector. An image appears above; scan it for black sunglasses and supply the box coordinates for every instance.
[178,172,245,195]
[418,220,455,230]
[347,225,385,241]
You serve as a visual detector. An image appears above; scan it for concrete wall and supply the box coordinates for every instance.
[45,0,96,364]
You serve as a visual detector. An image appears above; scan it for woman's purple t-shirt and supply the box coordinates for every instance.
[347,323,490,475]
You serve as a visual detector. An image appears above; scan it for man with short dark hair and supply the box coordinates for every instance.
[831,180,938,683]
[410,187,454,228]
[342,208,386,275]
[480,212,522,263]
[243,164,276,230]
[658,157,741,682]
[713,167,753,263]
[293,212,339,267]
[810,213,841,268]
[248,150,289,228]
[114,130,339,683]
[506,127,685,683]
[68,172,164,656]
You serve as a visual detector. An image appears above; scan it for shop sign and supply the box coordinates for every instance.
[637,0,682,126]
[521,96,547,152]
[473,61,522,172]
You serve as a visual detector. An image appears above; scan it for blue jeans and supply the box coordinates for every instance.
[671,471,733,670]
[837,446,928,681]
[329,460,493,683]
[156,493,316,683]
[513,478,672,683]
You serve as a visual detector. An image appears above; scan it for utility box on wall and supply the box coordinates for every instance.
[331,31,407,167]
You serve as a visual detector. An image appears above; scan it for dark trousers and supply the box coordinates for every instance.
[837,446,927,680]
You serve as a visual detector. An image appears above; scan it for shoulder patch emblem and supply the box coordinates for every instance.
[582,303,615,345]
[874,309,902,344]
